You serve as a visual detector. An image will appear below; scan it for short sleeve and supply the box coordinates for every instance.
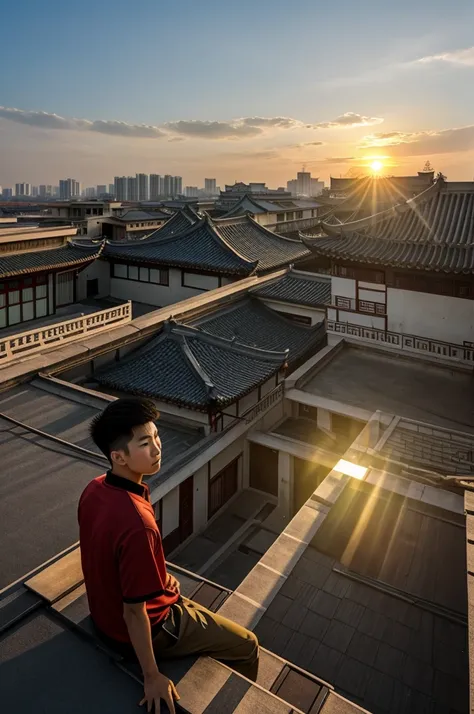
[119,527,166,603]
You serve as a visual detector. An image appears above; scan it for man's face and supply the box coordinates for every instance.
[112,421,162,476]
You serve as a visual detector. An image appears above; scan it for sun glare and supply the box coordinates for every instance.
[370,160,383,173]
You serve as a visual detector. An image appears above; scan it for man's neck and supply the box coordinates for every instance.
[110,467,143,485]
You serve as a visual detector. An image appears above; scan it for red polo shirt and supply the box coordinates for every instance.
[78,472,179,644]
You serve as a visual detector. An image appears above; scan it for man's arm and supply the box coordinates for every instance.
[123,602,179,713]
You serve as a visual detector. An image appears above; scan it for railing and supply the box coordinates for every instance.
[327,320,474,364]
[334,296,385,315]
[243,383,284,425]
[0,301,132,365]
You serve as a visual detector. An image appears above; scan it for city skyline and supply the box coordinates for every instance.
[1,0,474,186]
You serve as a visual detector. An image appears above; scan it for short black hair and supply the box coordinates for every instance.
[90,397,160,462]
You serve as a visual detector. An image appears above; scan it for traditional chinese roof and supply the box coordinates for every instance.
[193,296,326,363]
[220,193,319,218]
[105,216,257,275]
[94,319,288,410]
[0,241,103,279]
[252,268,331,307]
[211,215,310,271]
[303,179,474,273]
[113,209,170,222]
[142,206,199,238]
[104,214,310,274]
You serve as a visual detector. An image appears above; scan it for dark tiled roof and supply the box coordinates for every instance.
[0,242,102,279]
[142,207,198,238]
[193,296,326,362]
[253,270,331,307]
[213,215,310,271]
[94,320,288,409]
[304,181,474,273]
[220,194,272,216]
[105,217,256,275]
[114,209,169,221]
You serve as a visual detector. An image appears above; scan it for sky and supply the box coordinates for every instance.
[1,0,474,189]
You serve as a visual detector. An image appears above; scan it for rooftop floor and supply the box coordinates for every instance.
[302,346,474,432]
[255,480,469,714]
[0,381,204,588]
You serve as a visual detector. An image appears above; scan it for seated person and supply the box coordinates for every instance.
[78,397,259,714]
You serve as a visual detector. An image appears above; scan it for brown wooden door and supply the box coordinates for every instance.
[249,443,279,496]
[179,476,194,542]
[209,457,239,518]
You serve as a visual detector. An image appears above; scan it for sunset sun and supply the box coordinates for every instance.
[370,159,384,173]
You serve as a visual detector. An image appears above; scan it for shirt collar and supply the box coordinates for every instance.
[105,471,149,500]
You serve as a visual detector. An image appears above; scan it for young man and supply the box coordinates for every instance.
[78,397,258,714]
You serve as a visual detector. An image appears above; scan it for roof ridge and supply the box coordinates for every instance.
[180,335,217,402]
[204,214,259,271]
[319,178,442,237]
[246,213,307,244]
[170,319,289,361]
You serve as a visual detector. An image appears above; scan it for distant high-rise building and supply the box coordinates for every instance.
[31,186,39,197]
[296,171,311,196]
[59,178,80,200]
[204,178,217,195]
[163,175,172,197]
[85,187,96,198]
[287,171,324,197]
[149,174,162,200]
[2,188,12,199]
[136,173,149,201]
[175,176,182,196]
[39,185,54,198]
[15,183,31,197]
[310,177,324,197]
[97,184,107,197]
[114,176,128,201]
[185,186,199,198]
[127,176,138,202]
[108,183,115,196]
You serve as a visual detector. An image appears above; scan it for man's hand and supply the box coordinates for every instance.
[140,671,180,713]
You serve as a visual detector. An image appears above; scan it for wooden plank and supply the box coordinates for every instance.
[25,547,83,603]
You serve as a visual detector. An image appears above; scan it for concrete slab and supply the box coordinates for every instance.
[301,346,474,432]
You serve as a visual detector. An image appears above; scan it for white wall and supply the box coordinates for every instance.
[332,276,356,300]
[338,310,385,329]
[162,487,179,537]
[182,272,219,290]
[238,388,259,416]
[260,298,326,326]
[222,402,237,429]
[210,436,245,478]
[388,289,474,344]
[110,267,219,308]
[358,289,386,304]
[76,260,110,300]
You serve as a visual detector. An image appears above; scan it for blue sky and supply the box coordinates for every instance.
[1,0,474,187]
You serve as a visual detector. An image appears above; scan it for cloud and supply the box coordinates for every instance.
[217,149,280,161]
[322,157,357,163]
[416,46,474,67]
[240,116,301,129]
[314,112,384,129]
[164,119,262,139]
[360,124,474,156]
[0,105,165,138]
[167,136,185,142]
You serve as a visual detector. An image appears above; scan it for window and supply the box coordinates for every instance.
[295,211,303,219]
[0,273,50,328]
[276,213,285,222]
[335,296,352,309]
[286,212,294,221]
[112,262,169,285]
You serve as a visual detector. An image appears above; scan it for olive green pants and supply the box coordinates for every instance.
[153,597,259,682]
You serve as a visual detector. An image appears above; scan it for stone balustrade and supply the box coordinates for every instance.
[0,301,132,365]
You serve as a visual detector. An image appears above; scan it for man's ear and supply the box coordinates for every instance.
[110,449,127,466]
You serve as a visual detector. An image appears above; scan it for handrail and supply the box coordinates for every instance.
[327,319,474,364]
[0,301,132,364]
